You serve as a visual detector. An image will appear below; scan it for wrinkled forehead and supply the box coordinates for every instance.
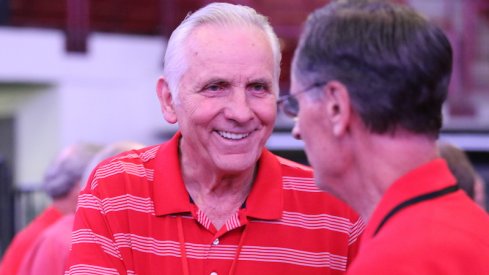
[185,23,271,52]
[183,24,276,75]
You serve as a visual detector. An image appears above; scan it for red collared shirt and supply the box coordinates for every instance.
[18,214,75,275]
[0,206,63,275]
[348,159,489,274]
[66,132,364,275]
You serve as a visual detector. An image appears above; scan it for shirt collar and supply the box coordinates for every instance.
[153,132,191,216]
[245,149,283,220]
[364,158,457,238]
[153,132,283,220]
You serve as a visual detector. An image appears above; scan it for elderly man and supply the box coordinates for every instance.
[0,142,101,275]
[18,141,144,275]
[66,3,363,275]
[286,0,489,274]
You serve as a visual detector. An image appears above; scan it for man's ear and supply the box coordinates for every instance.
[323,80,352,137]
[156,77,178,124]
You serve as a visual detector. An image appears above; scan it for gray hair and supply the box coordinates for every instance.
[80,141,145,190]
[163,2,282,100]
[42,143,102,199]
[293,0,452,137]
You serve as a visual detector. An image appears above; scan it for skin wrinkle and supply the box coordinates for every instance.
[158,23,276,229]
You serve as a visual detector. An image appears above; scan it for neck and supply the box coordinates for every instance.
[180,149,256,229]
[184,171,255,204]
[185,172,255,229]
[51,184,80,215]
[52,196,76,215]
[340,130,439,221]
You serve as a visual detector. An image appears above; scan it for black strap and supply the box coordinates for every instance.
[373,185,459,236]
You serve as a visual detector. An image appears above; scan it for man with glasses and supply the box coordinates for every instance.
[65,3,364,274]
[286,0,489,274]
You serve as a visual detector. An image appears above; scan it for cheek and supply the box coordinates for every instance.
[253,100,277,124]
[262,108,277,126]
[297,114,312,140]
[299,113,327,158]
[176,98,220,124]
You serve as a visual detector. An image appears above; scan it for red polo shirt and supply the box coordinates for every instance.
[18,214,75,275]
[0,206,63,275]
[347,159,489,274]
[66,133,364,275]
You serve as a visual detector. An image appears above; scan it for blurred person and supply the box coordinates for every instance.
[18,141,145,275]
[438,142,487,210]
[0,143,102,275]
[438,141,487,209]
[66,2,364,275]
[474,173,487,210]
[287,0,489,274]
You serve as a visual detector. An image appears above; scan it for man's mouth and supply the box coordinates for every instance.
[216,130,251,140]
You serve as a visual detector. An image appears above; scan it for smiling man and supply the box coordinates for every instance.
[65,2,364,275]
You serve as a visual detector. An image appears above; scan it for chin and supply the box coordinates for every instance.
[314,172,335,190]
[214,153,259,174]
[314,179,330,193]
[315,173,347,199]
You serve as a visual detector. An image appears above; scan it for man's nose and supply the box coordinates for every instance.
[292,119,302,140]
[224,91,254,122]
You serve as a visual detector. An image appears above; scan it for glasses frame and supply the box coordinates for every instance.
[277,82,327,119]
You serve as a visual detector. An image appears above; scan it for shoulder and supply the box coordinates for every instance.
[275,155,316,188]
[42,215,75,238]
[98,144,161,168]
[367,196,489,267]
[273,155,361,223]
[85,144,161,194]
[276,155,313,174]
[355,214,489,274]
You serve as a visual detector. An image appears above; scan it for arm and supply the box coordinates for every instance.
[65,180,128,274]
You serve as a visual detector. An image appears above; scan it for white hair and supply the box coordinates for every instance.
[162,2,282,100]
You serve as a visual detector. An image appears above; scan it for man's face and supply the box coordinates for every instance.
[172,24,277,173]
[290,73,341,192]
[290,75,325,167]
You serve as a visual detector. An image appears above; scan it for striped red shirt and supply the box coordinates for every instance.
[66,133,365,275]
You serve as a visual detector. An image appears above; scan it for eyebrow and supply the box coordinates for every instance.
[193,77,229,90]
[246,77,273,86]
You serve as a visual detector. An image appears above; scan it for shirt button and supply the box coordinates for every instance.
[210,272,218,275]
[212,238,219,246]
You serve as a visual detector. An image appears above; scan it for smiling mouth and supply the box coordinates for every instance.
[216,130,252,140]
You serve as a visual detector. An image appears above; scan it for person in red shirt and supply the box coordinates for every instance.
[0,142,101,275]
[18,141,144,275]
[65,2,364,275]
[286,1,489,274]
[438,142,487,210]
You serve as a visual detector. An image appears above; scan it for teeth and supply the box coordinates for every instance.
[217,131,250,140]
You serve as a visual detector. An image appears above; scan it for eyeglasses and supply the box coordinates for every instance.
[277,82,327,119]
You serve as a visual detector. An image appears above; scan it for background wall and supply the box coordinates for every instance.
[0,28,174,187]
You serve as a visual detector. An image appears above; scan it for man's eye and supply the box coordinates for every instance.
[250,83,268,92]
[206,84,221,91]
[203,82,227,92]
